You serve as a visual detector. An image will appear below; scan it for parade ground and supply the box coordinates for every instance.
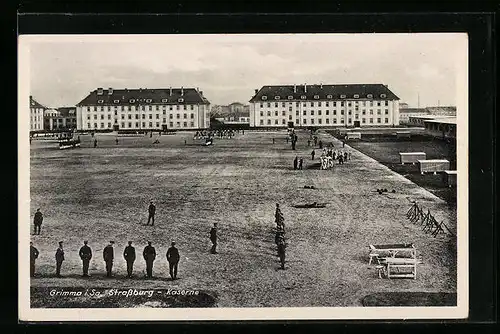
[29,130,457,308]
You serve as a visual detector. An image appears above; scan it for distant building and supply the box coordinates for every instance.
[249,84,400,128]
[400,106,456,125]
[44,107,77,131]
[212,102,250,124]
[408,114,455,127]
[399,102,409,109]
[423,117,456,139]
[426,106,456,116]
[30,96,46,132]
[76,87,210,131]
[399,108,429,124]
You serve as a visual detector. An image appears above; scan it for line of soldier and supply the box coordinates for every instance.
[30,222,219,279]
[274,203,286,270]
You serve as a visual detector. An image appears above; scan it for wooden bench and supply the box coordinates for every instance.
[380,258,418,279]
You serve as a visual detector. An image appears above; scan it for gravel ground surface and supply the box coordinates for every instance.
[29,130,457,307]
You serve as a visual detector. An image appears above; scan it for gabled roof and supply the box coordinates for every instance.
[77,88,210,106]
[249,84,399,103]
[30,96,46,109]
[56,107,77,117]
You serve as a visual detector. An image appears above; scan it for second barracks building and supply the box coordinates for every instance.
[249,83,400,128]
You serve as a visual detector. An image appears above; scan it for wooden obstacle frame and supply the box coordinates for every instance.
[405,201,454,238]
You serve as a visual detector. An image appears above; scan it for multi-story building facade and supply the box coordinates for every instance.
[249,84,400,128]
[29,96,46,132]
[44,107,77,131]
[76,87,210,131]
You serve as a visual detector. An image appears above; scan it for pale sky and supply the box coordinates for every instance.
[26,34,467,108]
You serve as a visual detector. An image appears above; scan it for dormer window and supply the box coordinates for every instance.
[367,94,373,98]
[98,100,104,103]
[327,94,333,99]
[340,95,346,99]
[354,94,359,98]
[161,99,168,103]
[146,99,152,103]
[261,96,267,100]
[287,96,293,100]
[313,95,319,99]
[129,99,135,103]
[300,95,306,100]
[380,94,387,98]
[178,98,184,103]
[113,100,120,103]
[275,96,280,100]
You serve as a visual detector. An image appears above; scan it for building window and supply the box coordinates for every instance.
[169,122,174,127]
[340,95,346,98]
[370,118,373,123]
[267,111,271,116]
[348,111,352,115]
[170,106,173,111]
[377,118,381,123]
[385,109,389,114]
[340,119,344,124]
[190,121,194,127]
[108,115,111,120]
[176,105,180,110]
[163,118,166,123]
[156,114,159,119]
[282,110,286,116]
[318,119,322,124]
[114,100,120,103]
[190,113,194,119]
[176,122,180,127]
[311,110,315,116]
[367,94,373,98]
[303,110,307,116]
[296,102,300,107]
[318,110,322,116]
[377,109,381,115]
[385,101,389,106]
[370,101,373,107]
[136,122,139,127]
[348,118,352,123]
[261,96,267,100]
[288,96,293,100]
[326,118,329,124]
[296,110,299,116]
[333,119,337,124]
[275,119,278,125]
[98,100,103,104]
[260,111,264,116]
[177,114,180,119]
[274,96,280,100]
[385,118,389,123]
[87,115,91,120]
[301,95,306,100]
[327,94,333,99]
[183,114,187,119]
[267,119,271,125]
[87,123,91,128]
[288,107,292,112]
[260,119,264,125]
[314,95,319,99]
[370,110,373,115]
[267,102,271,108]
[260,103,264,108]
[380,94,386,98]
[274,111,278,116]
[282,119,286,124]
[288,115,292,120]
[303,102,306,107]
[362,118,366,123]
[333,110,337,115]
[377,101,381,106]
[303,119,307,124]
[311,119,315,124]
[310,102,314,107]
[100,115,104,120]
[169,114,173,119]
[341,111,344,115]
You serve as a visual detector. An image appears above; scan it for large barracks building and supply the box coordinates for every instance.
[76,87,211,131]
[249,84,400,128]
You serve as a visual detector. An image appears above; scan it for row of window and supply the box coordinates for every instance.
[258,100,390,108]
[261,94,387,100]
[30,124,42,130]
[259,118,390,125]
[30,108,44,113]
[86,121,196,129]
[83,105,203,112]
[260,109,390,117]
[87,113,196,121]
[98,98,186,104]
[30,116,43,122]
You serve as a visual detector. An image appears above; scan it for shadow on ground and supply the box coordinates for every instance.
[361,292,457,307]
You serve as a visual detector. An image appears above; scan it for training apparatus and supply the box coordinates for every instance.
[346,132,361,140]
[399,152,426,165]
[368,244,418,279]
[293,202,327,209]
[442,170,457,187]
[418,159,450,174]
[406,201,454,238]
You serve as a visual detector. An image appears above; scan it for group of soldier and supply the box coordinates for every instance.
[30,203,219,280]
[274,204,287,270]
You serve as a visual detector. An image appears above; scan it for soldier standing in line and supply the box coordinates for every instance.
[123,241,136,278]
[103,241,115,278]
[30,242,39,277]
[293,156,298,170]
[143,241,156,278]
[272,138,275,144]
[298,158,304,170]
[115,137,119,145]
[33,208,43,235]
[277,235,286,269]
[79,240,92,277]
[55,241,64,277]
[147,200,156,226]
[344,151,348,162]
[94,138,98,148]
[166,242,180,280]
[311,150,315,160]
[210,223,218,254]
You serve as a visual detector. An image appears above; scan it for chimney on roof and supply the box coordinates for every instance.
[97,88,103,95]
[254,89,258,95]
[304,83,307,93]
[170,87,172,96]
[199,91,203,97]
[293,84,297,93]
[181,87,184,96]
[320,83,323,89]
[108,88,113,95]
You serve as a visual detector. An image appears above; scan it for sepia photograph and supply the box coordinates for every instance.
[18,33,468,321]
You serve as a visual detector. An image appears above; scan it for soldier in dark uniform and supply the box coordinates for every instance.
[344,151,348,162]
[123,241,136,278]
[79,240,92,277]
[210,223,218,254]
[55,241,64,277]
[103,241,114,277]
[33,208,43,235]
[166,242,180,280]
[143,241,156,278]
[147,200,156,226]
[30,242,39,277]
[298,158,303,170]
[293,156,298,170]
[319,140,323,149]
[94,138,98,148]
[277,236,286,269]
[115,137,119,145]
[275,203,285,230]
[311,150,315,160]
